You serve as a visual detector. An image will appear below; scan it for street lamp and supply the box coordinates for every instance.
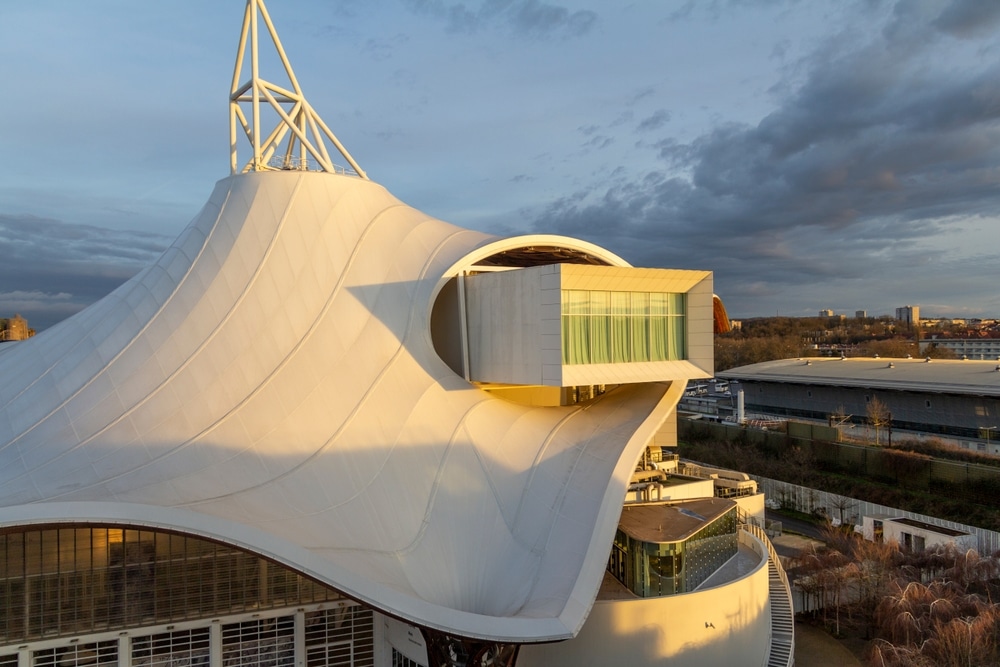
[984,426,998,450]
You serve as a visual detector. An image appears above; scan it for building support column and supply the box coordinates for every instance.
[118,635,131,667]
[294,610,306,667]
[419,629,519,667]
[210,622,223,667]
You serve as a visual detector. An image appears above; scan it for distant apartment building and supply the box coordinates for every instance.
[819,309,834,317]
[0,314,30,341]
[855,310,867,319]
[920,338,1000,360]
[896,305,920,326]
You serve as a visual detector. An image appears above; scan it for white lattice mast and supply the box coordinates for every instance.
[230,0,368,178]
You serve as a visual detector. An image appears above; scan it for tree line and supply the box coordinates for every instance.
[715,316,956,372]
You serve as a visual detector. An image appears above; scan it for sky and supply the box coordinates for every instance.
[1,0,999,331]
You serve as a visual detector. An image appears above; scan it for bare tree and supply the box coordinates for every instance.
[867,395,891,446]
[830,494,857,526]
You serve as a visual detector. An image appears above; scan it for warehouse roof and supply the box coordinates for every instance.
[719,357,1000,397]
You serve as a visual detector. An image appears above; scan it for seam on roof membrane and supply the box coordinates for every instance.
[0,187,233,461]
[389,396,493,555]
[182,217,475,507]
[41,179,392,500]
[173,206,455,505]
[507,396,604,543]
[26,178,304,497]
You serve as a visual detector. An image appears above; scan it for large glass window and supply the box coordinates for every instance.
[0,527,341,645]
[562,290,685,365]
[607,507,737,598]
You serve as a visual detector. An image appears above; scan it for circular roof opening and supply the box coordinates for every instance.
[472,245,611,268]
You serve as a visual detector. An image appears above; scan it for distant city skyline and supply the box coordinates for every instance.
[2,0,1000,331]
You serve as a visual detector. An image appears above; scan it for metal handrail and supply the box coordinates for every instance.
[740,523,795,667]
[741,523,790,590]
[266,154,358,175]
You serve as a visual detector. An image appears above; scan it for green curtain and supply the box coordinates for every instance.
[611,292,630,363]
[591,315,612,363]
[590,292,612,363]
[668,316,685,360]
[562,291,591,364]
[630,293,649,361]
[562,290,685,364]
[562,315,590,364]
[650,292,668,315]
[649,316,669,361]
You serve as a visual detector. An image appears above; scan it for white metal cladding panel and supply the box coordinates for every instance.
[0,171,689,642]
[685,273,715,375]
[465,268,545,385]
[561,360,711,387]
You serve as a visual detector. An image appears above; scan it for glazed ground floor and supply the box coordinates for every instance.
[0,601,440,667]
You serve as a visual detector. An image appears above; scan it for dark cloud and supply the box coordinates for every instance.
[668,0,804,23]
[529,0,1000,317]
[610,110,635,128]
[626,88,657,107]
[402,0,597,38]
[361,38,396,61]
[0,214,170,331]
[637,110,672,133]
[932,0,1000,39]
[582,135,614,150]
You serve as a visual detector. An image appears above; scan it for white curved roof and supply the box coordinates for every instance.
[0,171,680,642]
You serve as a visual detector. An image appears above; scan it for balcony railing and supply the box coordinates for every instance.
[741,523,794,667]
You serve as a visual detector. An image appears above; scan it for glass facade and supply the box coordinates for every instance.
[13,606,374,667]
[0,526,341,645]
[561,290,685,365]
[608,507,738,597]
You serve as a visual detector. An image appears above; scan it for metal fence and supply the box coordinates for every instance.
[752,476,1000,555]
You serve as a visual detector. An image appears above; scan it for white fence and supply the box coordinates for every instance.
[753,476,1000,555]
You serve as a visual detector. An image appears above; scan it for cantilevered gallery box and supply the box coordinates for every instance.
[463,263,714,387]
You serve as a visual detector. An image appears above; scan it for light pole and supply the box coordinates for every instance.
[985,426,998,450]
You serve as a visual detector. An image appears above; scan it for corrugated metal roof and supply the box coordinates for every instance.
[718,357,1000,396]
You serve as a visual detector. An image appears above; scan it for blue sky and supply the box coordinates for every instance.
[2,0,1000,330]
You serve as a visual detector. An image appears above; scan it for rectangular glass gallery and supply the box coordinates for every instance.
[561,290,686,365]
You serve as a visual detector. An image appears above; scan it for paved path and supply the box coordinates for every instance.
[771,512,867,664]
[770,531,825,559]
[766,509,826,540]
[794,622,863,666]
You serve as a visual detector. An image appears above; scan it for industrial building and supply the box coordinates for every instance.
[719,357,1000,453]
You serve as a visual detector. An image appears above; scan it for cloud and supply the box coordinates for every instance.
[932,0,1000,38]
[668,0,803,23]
[637,110,672,133]
[402,0,597,38]
[527,0,1000,317]
[0,214,170,330]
